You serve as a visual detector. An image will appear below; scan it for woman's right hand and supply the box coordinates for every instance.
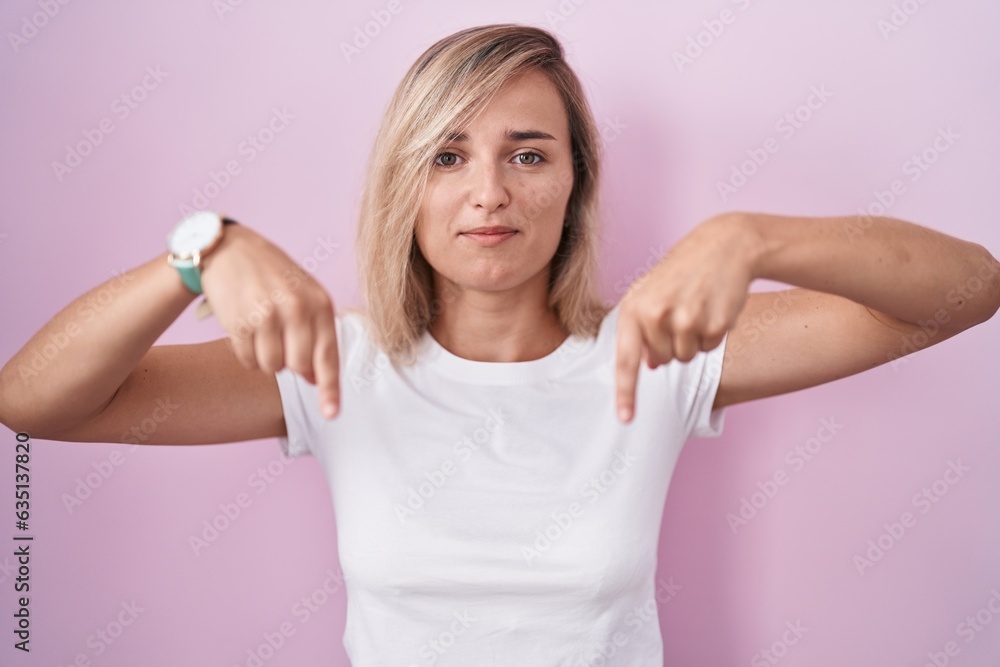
[199,223,341,418]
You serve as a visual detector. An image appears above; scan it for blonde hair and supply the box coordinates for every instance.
[355,23,609,364]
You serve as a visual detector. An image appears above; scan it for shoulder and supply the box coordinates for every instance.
[333,305,376,368]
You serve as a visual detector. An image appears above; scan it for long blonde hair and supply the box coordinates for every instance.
[356,23,609,364]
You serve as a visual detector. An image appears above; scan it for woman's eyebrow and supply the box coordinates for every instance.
[446,129,558,142]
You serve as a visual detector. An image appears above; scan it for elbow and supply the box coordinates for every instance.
[0,368,50,439]
[935,246,1000,336]
[0,389,29,438]
[953,244,1000,328]
[0,408,64,442]
[0,368,13,433]
[0,391,37,439]
[976,246,1000,324]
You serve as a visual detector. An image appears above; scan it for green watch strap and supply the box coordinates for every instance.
[176,261,203,294]
[174,217,239,295]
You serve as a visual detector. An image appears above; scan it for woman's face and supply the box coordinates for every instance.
[415,69,575,297]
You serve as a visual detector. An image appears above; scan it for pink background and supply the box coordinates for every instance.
[2,1,999,665]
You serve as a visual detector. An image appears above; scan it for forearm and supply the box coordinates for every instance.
[0,252,197,434]
[740,211,1000,331]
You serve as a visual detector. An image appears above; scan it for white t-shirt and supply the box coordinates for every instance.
[275,301,728,666]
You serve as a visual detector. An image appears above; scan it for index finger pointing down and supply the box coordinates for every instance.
[313,309,341,419]
[614,310,644,423]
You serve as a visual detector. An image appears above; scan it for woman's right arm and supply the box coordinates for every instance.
[0,222,340,444]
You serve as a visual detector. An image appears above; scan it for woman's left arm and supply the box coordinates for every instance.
[614,212,1000,423]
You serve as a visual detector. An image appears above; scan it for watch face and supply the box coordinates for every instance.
[168,211,222,256]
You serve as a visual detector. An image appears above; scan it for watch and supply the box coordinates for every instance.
[166,211,238,295]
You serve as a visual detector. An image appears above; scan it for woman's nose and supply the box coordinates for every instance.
[469,162,509,211]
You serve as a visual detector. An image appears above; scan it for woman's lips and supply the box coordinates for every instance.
[460,230,518,247]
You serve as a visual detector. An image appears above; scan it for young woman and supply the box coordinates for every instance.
[1,23,997,666]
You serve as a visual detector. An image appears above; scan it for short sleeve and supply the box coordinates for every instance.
[274,310,360,458]
[605,300,728,439]
[275,368,315,458]
[681,329,729,439]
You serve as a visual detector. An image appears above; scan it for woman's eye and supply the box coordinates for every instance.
[515,152,543,165]
[434,152,543,167]
[435,152,461,167]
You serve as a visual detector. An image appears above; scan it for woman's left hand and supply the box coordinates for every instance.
[614,212,758,423]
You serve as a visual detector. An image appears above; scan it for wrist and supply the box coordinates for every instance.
[163,250,201,302]
[167,212,240,295]
[199,219,246,277]
[721,210,772,281]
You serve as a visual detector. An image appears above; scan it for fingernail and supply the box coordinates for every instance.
[618,405,631,422]
[322,401,339,419]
